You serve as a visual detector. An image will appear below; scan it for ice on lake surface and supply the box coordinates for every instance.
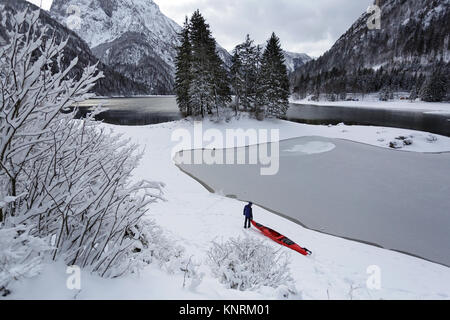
[283,141,336,154]
[177,136,450,266]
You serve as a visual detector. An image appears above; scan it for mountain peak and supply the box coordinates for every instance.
[51,0,180,49]
[258,43,311,73]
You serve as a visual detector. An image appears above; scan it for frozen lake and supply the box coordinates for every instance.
[176,137,450,266]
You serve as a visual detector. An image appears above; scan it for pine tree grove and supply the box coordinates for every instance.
[230,33,290,119]
[176,18,292,119]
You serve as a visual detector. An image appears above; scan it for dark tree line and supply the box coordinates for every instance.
[175,11,290,119]
[293,61,449,102]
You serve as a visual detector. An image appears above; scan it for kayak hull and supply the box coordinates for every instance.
[251,220,312,256]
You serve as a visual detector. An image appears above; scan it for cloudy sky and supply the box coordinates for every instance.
[28,0,372,57]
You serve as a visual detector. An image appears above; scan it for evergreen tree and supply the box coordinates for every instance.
[379,85,393,101]
[235,35,261,112]
[254,44,266,114]
[409,85,418,101]
[260,33,290,118]
[230,51,243,115]
[188,10,230,118]
[175,17,192,115]
[209,40,232,117]
[231,35,265,116]
[419,68,448,102]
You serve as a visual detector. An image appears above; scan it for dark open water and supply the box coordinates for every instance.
[73,97,450,137]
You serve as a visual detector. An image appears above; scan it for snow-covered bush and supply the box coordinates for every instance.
[0,8,164,280]
[130,219,203,289]
[389,140,403,149]
[426,134,438,143]
[207,236,297,297]
[390,136,413,149]
[130,219,184,271]
[0,225,51,296]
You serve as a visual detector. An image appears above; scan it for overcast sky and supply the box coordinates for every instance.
[28,0,372,57]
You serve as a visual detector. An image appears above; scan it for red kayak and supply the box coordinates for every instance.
[251,220,312,256]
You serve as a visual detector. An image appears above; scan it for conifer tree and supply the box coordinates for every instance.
[231,35,262,113]
[238,35,259,111]
[209,37,232,116]
[419,67,448,102]
[230,51,243,115]
[260,33,290,118]
[253,44,265,114]
[175,17,192,115]
[188,10,230,118]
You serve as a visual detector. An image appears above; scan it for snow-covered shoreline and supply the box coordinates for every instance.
[290,97,450,115]
[6,118,450,300]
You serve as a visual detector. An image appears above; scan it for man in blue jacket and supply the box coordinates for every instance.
[243,202,253,229]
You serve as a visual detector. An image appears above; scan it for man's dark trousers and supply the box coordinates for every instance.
[244,217,251,228]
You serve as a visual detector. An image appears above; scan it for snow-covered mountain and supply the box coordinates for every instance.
[51,0,179,65]
[257,43,311,73]
[292,0,450,85]
[1,0,149,96]
[283,51,312,73]
[50,0,232,94]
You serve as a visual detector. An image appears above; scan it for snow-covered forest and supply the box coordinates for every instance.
[292,62,449,103]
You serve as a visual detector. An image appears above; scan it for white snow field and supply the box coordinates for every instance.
[6,117,450,300]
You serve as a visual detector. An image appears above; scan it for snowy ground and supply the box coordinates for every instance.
[6,117,450,300]
[290,95,450,115]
